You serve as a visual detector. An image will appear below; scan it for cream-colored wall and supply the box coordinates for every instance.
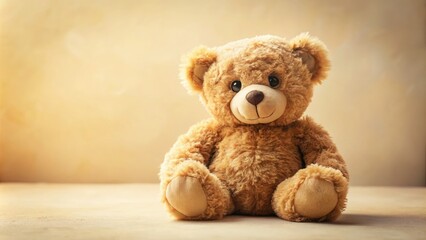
[0,0,424,185]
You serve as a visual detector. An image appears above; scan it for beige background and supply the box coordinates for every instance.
[0,0,424,186]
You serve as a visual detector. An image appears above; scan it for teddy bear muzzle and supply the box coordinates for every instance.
[230,84,287,124]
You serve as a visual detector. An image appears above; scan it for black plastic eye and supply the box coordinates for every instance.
[268,75,280,88]
[230,80,242,92]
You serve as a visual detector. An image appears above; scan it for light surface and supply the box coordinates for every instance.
[0,183,425,240]
[0,0,425,185]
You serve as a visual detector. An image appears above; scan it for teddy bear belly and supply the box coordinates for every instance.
[208,147,302,215]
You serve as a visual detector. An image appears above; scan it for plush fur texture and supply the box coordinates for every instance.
[160,33,348,222]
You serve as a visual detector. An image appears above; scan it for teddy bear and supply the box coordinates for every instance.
[160,33,349,222]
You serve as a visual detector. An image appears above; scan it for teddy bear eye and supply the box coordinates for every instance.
[268,75,280,88]
[230,80,242,92]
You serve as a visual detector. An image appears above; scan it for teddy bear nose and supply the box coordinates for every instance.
[246,90,264,106]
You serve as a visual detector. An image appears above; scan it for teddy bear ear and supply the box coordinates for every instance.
[289,33,331,84]
[180,46,217,93]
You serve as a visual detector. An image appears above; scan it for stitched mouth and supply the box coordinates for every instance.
[237,107,275,121]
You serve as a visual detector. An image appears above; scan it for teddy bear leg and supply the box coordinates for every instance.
[272,164,348,222]
[161,160,234,220]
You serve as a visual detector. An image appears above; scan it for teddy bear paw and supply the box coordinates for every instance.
[166,176,207,217]
[293,177,338,219]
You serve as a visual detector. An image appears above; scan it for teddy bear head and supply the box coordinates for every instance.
[180,33,330,126]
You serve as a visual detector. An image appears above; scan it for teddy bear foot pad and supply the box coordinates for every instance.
[166,176,207,217]
[294,177,338,218]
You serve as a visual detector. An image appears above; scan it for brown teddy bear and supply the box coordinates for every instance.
[160,33,349,222]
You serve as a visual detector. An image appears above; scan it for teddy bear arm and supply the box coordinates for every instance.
[160,119,221,180]
[297,117,348,179]
[272,117,348,221]
[271,118,349,222]
[160,120,234,220]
